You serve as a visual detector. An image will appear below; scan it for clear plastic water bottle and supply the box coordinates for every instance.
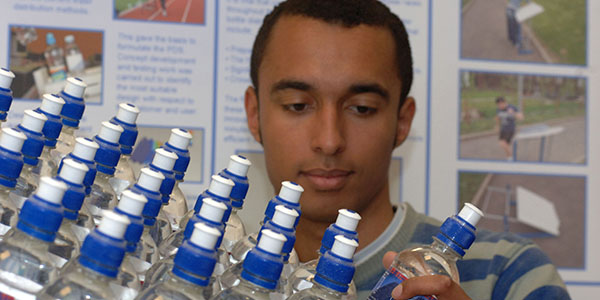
[38,210,131,300]
[219,205,299,299]
[52,77,87,160]
[147,148,178,246]
[137,223,222,300]
[57,136,98,231]
[162,128,193,228]
[35,93,65,177]
[128,167,165,284]
[287,209,361,297]
[289,236,359,300]
[85,121,124,224]
[218,154,252,252]
[0,177,67,298]
[10,109,47,205]
[0,128,27,238]
[111,102,141,197]
[49,158,89,262]
[114,190,148,294]
[368,204,484,299]
[0,68,15,124]
[64,34,85,75]
[212,229,287,300]
[229,181,304,265]
[147,197,227,288]
[179,174,235,235]
[44,33,67,82]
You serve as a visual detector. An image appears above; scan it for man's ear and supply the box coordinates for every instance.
[245,86,262,144]
[394,96,416,148]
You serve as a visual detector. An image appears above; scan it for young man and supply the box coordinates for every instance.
[244,0,568,299]
[495,96,524,160]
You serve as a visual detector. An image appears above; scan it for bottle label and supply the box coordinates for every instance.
[368,267,436,300]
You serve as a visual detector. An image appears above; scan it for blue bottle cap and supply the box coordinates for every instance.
[0,68,15,121]
[257,205,299,261]
[241,229,286,290]
[17,110,47,166]
[60,137,98,195]
[17,177,66,242]
[0,128,26,188]
[114,190,147,252]
[315,235,358,293]
[36,94,65,147]
[218,154,251,208]
[79,210,130,277]
[320,209,361,255]
[263,181,303,225]
[193,175,234,220]
[134,168,165,226]
[93,121,123,175]
[57,159,88,220]
[173,223,221,286]
[163,128,192,180]
[435,203,483,257]
[111,103,140,155]
[183,198,227,246]
[149,148,178,204]
[59,78,87,127]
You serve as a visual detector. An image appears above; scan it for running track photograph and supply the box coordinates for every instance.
[116,0,205,25]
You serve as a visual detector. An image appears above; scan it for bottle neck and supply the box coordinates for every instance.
[311,280,346,299]
[238,277,272,295]
[431,237,462,261]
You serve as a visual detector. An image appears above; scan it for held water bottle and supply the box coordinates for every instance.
[52,77,87,159]
[219,205,300,300]
[148,197,228,288]
[35,93,65,177]
[0,68,15,123]
[211,229,287,300]
[136,223,222,300]
[0,128,27,237]
[287,209,361,297]
[44,33,67,81]
[229,181,304,265]
[64,34,85,74]
[180,174,235,233]
[288,235,359,300]
[85,121,124,224]
[11,109,47,203]
[218,154,252,252]
[111,102,141,196]
[147,148,178,246]
[0,177,67,299]
[38,210,131,300]
[367,203,484,300]
[162,128,193,225]
[114,190,148,294]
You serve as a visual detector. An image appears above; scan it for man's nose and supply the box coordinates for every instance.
[310,105,346,156]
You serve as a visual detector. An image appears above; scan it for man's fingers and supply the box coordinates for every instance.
[382,251,396,269]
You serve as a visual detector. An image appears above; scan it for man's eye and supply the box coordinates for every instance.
[350,105,376,115]
[285,103,308,112]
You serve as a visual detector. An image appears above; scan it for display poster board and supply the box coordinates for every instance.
[1,0,597,297]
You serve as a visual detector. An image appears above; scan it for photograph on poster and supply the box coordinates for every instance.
[114,0,205,25]
[459,71,586,164]
[131,126,204,183]
[461,0,586,65]
[458,171,585,269]
[8,26,103,103]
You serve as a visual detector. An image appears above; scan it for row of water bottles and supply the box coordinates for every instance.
[0,68,485,300]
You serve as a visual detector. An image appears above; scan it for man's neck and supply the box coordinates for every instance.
[294,186,395,262]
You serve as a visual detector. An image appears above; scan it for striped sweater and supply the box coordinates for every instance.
[354,203,570,299]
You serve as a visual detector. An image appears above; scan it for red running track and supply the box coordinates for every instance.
[118,0,205,24]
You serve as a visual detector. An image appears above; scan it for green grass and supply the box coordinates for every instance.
[115,0,146,13]
[530,0,586,65]
[459,172,487,209]
[461,91,585,135]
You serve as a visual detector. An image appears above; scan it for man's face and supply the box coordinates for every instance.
[245,16,414,222]
[497,101,507,110]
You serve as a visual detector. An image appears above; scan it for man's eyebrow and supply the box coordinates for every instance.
[348,83,390,100]
[271,80,313,94]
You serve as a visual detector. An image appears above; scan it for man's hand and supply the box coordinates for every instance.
[382,251,472,300]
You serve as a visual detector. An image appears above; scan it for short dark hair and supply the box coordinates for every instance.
[250,0,414,105]
[496,96,506,103]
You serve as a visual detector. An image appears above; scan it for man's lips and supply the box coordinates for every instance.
[300,169,353,190]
